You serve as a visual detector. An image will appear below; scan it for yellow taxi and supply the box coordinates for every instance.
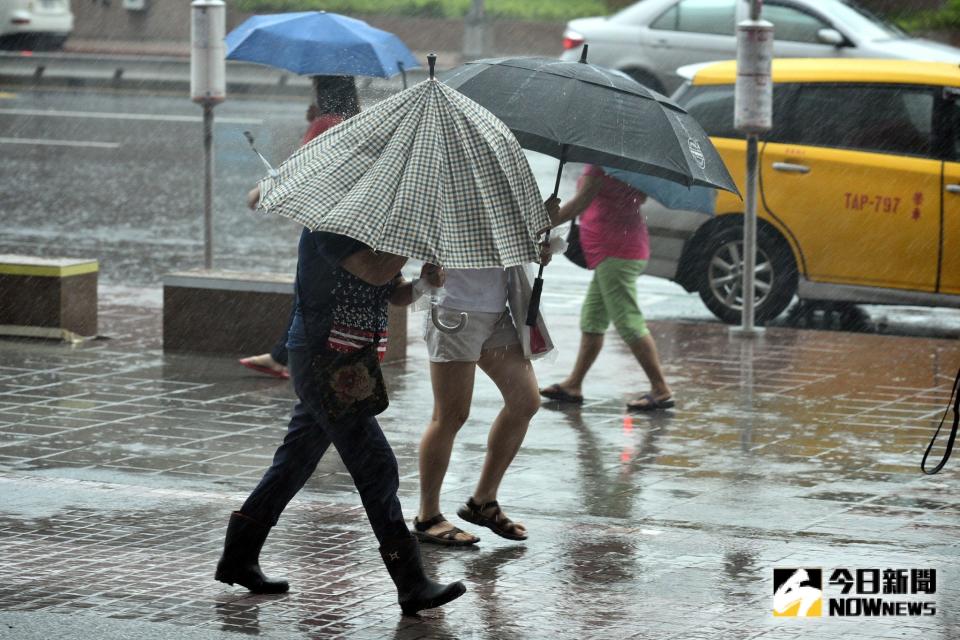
[647,58,960,323]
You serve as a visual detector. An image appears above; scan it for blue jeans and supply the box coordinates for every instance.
[240,349,409,544]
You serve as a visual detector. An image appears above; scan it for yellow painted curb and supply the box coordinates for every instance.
[0,261,99,277]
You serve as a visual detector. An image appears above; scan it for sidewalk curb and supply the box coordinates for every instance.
[0,73,319,96]
[0,50,441,96]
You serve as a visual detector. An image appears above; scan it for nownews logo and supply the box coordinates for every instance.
[774,569,822,617]
[773,568,937,618]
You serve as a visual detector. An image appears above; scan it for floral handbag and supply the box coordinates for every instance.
[309,335,389,423]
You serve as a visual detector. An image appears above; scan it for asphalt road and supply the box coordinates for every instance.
[0,85,958,337]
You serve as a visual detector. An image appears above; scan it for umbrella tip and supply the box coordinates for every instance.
[579,44,589,63]
[427,53,437,79]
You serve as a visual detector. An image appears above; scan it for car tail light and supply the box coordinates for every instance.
[562,30,585,50]
[12,18,31,25]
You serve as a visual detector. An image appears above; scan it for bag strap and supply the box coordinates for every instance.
[921,366,960,475]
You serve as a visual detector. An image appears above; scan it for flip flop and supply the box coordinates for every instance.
[539,384,584,404]
[238,358,290,380]
[627,393,675,412]
[413,514,479,547]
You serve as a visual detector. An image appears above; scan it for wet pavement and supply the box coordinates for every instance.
[0,298,958,639]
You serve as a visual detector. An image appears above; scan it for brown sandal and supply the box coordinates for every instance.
[457,498,527,541]
[413,514,479,547]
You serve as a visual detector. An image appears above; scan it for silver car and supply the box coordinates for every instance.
[0,0,73,50]
[560,0,960,94]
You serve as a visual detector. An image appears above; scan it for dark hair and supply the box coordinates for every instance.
[311,76,360,118]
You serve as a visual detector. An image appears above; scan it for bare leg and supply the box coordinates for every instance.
[556,332,604,397]
[471,344,541,536]
[627,334,672,404]
[543,266,608,400]
[418,361,479,543]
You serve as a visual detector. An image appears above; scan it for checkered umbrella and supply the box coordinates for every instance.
[255,65,550,270]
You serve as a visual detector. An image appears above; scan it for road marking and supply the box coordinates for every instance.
[0,108,262,124]
[0,92,15,99]
[0,137,120,149]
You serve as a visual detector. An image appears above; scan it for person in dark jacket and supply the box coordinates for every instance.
[216,223,465,616]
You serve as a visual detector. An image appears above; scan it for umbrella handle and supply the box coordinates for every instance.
[552,145,568,198]
[431,305,468,334]
[525,151,567,327]
[525,276,543,327]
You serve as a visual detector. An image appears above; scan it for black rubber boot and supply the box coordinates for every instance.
[380,535,466,615]
[214,511,289,594]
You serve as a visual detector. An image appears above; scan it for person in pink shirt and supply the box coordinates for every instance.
[540,164,674,411]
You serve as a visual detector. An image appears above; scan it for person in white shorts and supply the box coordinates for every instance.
[413,199,560,546]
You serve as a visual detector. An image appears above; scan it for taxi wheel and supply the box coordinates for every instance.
[697,224,797,325]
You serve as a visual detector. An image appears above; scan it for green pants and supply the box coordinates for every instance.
[580,257,649,344]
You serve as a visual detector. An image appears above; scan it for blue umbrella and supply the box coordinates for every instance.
[604,167,717,215]
[225,12,421,79]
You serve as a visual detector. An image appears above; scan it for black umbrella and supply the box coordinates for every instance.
[442,46,740,325]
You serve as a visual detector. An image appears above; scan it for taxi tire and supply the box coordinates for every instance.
[697,223,797,325]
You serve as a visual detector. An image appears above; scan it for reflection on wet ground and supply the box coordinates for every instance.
[0,304,958,639]
[777,299,960,340]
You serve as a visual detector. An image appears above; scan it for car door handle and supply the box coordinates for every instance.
[772,162,810,174]
[946,184,960,194]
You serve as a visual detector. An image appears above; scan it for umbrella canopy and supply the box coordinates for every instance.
[255,73,550,269]
[441,53,739,195]
[225,12,420,78]
[603,167,717,215]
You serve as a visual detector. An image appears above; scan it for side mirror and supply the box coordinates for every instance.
[817,28,846,47]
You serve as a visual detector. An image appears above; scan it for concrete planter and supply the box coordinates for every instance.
[162,270,407,362]
[0,255,98,340]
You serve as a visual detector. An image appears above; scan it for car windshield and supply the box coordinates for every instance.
[830,0,908,40]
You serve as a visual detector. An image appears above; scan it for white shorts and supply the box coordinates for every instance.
[423,308,520,363]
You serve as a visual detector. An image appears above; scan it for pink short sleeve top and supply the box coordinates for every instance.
[577,165,649,269]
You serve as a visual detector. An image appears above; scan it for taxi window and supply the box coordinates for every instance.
[680,84,741,138]
[950,96,960,160]
[677,83,793,140]
[781,84,935,157]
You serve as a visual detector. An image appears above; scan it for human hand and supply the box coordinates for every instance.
[421,263,446,288]
[539,240,552,266]
[544,195,561,221]
[246,185,261,210]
